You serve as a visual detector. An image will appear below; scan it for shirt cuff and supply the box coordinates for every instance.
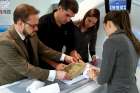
[47,70,56,81]
[60,53,65,61]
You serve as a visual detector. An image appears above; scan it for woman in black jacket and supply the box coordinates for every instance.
[71,8,100,62]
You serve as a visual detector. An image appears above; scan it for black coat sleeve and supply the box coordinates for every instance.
[89,29,98,56]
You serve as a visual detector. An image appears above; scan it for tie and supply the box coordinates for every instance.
[23,37,34,65]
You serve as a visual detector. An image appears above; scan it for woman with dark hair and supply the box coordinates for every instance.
[71,8,100,62]
[88,11,140,93]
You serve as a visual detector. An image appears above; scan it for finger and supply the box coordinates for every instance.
[87,70,92,79]
[64,72,71,80]
[62,64,66,68]
[77,54,82,59]
[64,75,71,80]
[88,69,96,80]
[72,57,77,63]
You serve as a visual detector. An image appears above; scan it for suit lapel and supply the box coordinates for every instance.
[9,26,29,59]
[9,25,39,65]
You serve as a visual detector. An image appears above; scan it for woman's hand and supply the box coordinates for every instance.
[87,66,100,80]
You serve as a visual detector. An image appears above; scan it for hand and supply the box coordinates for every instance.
[87,66,100,80]
[92,55,96,61]
[88,69,97,80]
[56,71,70,80]
[56,63,67,70]
[70,50,82,60]
[64,55,77,64]
[91,55,97,66]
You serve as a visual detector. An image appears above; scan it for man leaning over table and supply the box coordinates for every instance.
[0,4,77,86]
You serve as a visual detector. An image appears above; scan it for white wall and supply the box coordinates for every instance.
[0,0,56,25]
[11,0,61,16]
[72,0,103,21]
[131,1,140,41]
[95,4,106,58]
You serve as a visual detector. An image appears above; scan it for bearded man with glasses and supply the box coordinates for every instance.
[0,4,77,85]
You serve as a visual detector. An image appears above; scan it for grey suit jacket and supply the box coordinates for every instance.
[0,25,62,85]
[97,31,139,93]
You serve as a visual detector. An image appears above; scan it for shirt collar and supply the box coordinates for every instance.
[15,30,25,40]
[110,29,125,37]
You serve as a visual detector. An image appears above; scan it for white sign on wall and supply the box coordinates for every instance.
[0,0,11,14]
[0,0,11,32]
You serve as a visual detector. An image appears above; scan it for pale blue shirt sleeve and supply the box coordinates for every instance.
[48,54,65,81]
[48,70,56,81]
[60,53,66,61]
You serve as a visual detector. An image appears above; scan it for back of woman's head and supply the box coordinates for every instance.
[104,11,140,55]
[104,11,130,31]
[82,8,100,30]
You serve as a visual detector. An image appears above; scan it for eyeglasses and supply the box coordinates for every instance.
[24,22,38,29]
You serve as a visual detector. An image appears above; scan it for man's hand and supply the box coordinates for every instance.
[56,71,70,80]
[64,55,77,64]
[56,63,67,70]
[70,50,82,60]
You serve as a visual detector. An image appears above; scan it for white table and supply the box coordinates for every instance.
[0,78,105,93]
[0,60,140,93]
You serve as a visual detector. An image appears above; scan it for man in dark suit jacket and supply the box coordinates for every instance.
[0,4,77,86]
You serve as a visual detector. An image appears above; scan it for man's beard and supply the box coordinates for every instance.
[23,29,36,37]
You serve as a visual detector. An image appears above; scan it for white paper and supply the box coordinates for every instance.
[26,79,45,93]
[26,79,60,93]
[83,63,91,78]
[62,75,86,85]
[34,83,60,93]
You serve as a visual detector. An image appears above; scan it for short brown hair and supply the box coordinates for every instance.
[13,4,39,23]
[58,0,79,13]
